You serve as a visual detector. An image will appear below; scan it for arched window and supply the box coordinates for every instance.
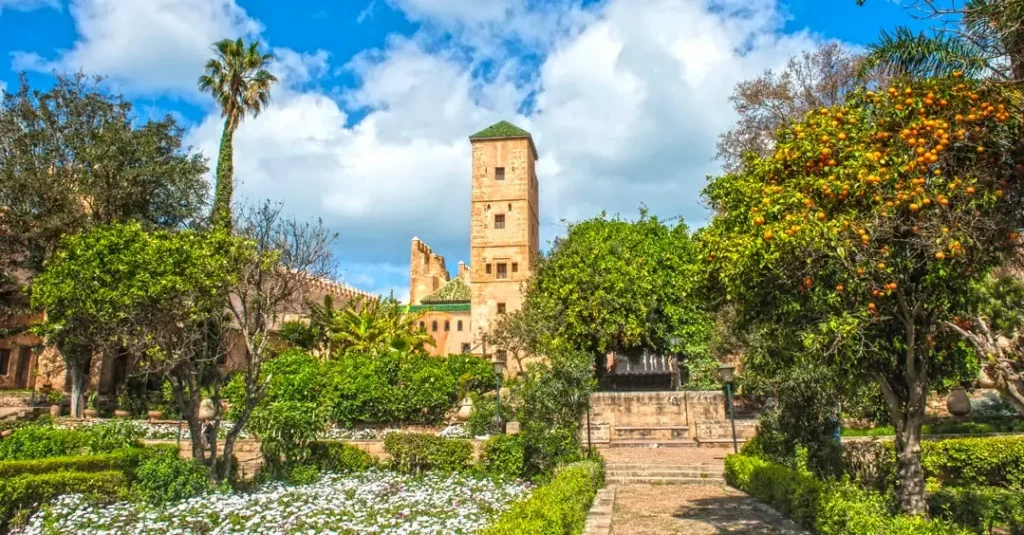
[461,343,471,354]
[444,321,450,331]
[457,320,463,331]
[419,321,425,329]
[431,320,438,332]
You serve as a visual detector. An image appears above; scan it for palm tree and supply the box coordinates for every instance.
[858,0,1024,82]
[197,38,278,230]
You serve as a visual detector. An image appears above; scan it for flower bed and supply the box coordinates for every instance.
[15,469,531,535]
[58,420,474,442]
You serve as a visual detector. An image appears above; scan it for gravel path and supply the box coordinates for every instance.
[610,483,808,535]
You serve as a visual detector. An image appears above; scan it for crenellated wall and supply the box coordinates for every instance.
[409,238,451,305]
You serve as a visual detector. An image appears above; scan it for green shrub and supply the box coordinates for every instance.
[0,470,128,530]
[929,486,1024,534]
[481,460,604,535]
[82,420,145,453]
[726,454,967,535]
[0,447,166,480]
[248,400,327,467]
[307,442,378,473]
[442,353,495,397]
[382,433,473,473]
[0,425,89,460]
[481,435,525,479]
[132,450,211,505]
[842,436,1024,492]
[284,464,321,485]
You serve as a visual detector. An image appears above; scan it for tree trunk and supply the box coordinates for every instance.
[68,361,86,419]
[894,408,927,515]
[211,117,235,230]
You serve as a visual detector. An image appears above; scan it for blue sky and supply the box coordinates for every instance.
[0,0,926,299]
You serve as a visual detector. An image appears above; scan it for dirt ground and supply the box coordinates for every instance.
[610,484,809,535]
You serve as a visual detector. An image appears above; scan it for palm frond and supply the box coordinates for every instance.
[860,26,990,79]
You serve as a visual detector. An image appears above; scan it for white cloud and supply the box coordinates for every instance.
[12,0,262,97]
[0,0,58,13]
[14,0,836,296]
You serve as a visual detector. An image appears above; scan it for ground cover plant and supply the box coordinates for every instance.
[14,469,531,535]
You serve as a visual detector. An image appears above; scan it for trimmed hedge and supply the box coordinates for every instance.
[308,441,379,473]
[481,460,604,535]
[383,433,473,473]
[481,435,526,479]
[843,436,1024,492]
[929,486,1024,534]
[0,470,128,530]
[725,454,967,535]
[132,450,211,505]
[0,446,172,481]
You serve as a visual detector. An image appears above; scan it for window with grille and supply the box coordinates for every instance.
[494,214,505,229]
[432,321,438,332]
[496,263,507,279]
[457,320,463,331]
[495,167,505,180]
[512,262,518,273]
[444,321,450,331]
[486,264,492,275]
[497,303,506,314]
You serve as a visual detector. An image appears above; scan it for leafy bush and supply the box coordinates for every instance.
[481,435,525,479]
[82,420,145,453]
[248,400,327,468]
[842,420,1024,437]
[0,425,89,460]
[382,433,473,473]
[725,454,967,535]
[307,441,378,473]
[0,470,128,530]
[481,460,604,535]
[929,486,1024,534]
[467,392,515,437]
[132,450,211,505]
[442,354,495,397]
[842,436,1024,492]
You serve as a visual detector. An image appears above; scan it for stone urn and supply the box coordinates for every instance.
[84,409,99,419]
[198,399,216,420]
[947,388,971,417]
[456,396,474,422]
[147,410,165,421]
[48,404,61,417]
[114,410,130,419]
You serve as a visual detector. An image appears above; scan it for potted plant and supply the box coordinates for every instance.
[84,392,99,419]
[47,390,64,417]
[114,391,130,419]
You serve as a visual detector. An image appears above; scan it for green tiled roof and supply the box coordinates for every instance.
[469,120,539,159]
[407,303,472,312]
[421,276,471,304]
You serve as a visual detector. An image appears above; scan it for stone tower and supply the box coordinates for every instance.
[468,121,539,346]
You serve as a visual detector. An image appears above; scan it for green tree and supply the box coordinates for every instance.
[30,222,240,419]
[524,211,711,380]
[0,74,208,321]
[197,38,278,230]
[857,0,1024,82]
[701,75,1023,513]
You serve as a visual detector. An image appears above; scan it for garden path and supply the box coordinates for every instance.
[589,447,807,535]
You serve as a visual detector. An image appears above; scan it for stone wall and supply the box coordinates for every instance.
[586,391,756,445]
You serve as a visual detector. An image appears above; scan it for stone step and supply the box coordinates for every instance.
[611,425,689,441]
[606,469,721,478]
[605,463,722,469]
[605,476,726,485]
[607,439,697,448]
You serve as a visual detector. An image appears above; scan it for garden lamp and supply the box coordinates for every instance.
[718,364,738,453]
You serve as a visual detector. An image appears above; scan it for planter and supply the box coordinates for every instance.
[947,388,971,417]
[49,405,61,417]
[84,409,99,419]
[114,410,130,419]
[148,410,165,421]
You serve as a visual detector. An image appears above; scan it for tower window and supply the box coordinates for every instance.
[512,262,518,273]
[432,321,438,332]
[461,343,471,354]
[485,263,492,275]
[496,263,508,279]
[419,321,425,329]
[508,203,512,211]
[444,321,450,331]
[457,320,463,331]
[494,214,505,229]
[497,303,506,314]
[495,167,505,181]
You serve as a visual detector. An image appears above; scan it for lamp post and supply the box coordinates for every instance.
[492,354,506,434]
[718,364,738,453]
[668,336,681,389]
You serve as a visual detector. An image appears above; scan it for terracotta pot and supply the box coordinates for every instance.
[114,410,130,419]
[84,409,99,419]
[947,388,971,417]
[456,397,473,422]
[48,405,61,417]
[148,410,165,421]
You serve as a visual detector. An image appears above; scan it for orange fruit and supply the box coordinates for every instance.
[935,251,946,260]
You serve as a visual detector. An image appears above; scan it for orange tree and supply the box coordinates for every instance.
[700,74,1023,514]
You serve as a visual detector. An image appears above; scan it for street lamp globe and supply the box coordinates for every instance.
[492,356,506,376]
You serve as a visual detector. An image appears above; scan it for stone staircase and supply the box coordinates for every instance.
[604,461,726,485]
